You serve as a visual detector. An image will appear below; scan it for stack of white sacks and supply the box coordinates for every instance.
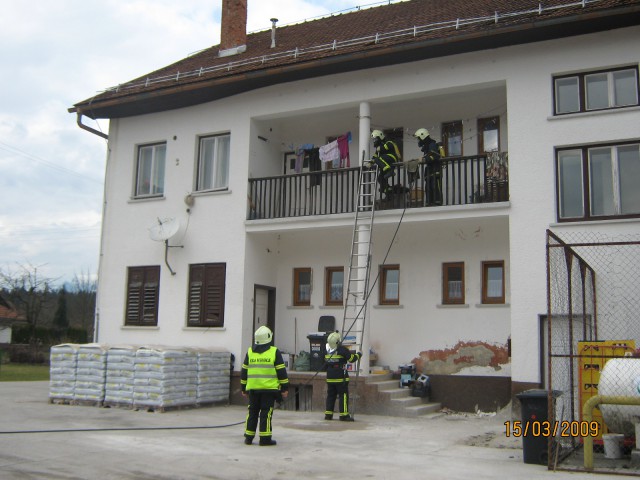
[195,348,232,404]
[104,345,138,407]
[74,344,108,402]
[49,344,80,401]
[49,344,231,409]
[133,346,199,409]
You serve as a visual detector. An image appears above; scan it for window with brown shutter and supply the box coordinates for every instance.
[125,266,160,326]
[187,263,226,327]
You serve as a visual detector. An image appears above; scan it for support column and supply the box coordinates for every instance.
[359,102,370,167]
[357,102,371,374]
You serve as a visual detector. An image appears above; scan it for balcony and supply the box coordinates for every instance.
[247,152,508,220]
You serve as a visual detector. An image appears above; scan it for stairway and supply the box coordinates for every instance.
[365,373,442,418]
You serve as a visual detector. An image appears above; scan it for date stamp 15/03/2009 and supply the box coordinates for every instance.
[504,421,600,438]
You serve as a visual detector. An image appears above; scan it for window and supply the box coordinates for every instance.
[293,268,312,306]
[125,266,160,326]
[557,143,640,221]
[325,267,344,306]
[187,263,226,327]
[478,117,499,153]
[442,121,463,157]
[135,143,166,197]
[442,262,464,304]
[196,134,230,191]
[482,261,505,304]
[379,264,399,305]
[554,67,639,115]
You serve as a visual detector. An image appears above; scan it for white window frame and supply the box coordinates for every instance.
[135,143,166,197]
[196,133,230,192]
[554,66,639,115]
[557,142,640,221]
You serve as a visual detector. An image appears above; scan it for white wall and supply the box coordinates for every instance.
[96,24,640,383]
[505,26,640,383]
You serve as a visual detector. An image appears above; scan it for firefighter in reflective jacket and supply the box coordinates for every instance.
[369,130,401,199]
[414,128,445,206]
[241,326,289,446]
[324,332,362,422]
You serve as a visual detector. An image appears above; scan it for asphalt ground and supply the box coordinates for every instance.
[0,382,624,479]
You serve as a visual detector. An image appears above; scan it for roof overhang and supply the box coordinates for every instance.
[70,6,640,120]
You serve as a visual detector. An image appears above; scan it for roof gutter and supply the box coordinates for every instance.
[76,112,108,139]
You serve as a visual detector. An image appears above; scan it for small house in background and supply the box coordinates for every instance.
[0,293,24,344]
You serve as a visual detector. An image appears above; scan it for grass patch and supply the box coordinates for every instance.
[0,363,50,382]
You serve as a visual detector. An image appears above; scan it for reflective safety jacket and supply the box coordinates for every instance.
[373,140,401,169]
[241,344,289,392]
[324,346,361,383]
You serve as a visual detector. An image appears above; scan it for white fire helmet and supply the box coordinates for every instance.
[327,332,341,350]
[254,325,273,345]
[414,128,430,140]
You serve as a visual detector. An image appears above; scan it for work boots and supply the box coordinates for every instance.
[259,437,277,446]
[339,415,354,422]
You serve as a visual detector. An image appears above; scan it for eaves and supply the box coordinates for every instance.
[70,5,640,120]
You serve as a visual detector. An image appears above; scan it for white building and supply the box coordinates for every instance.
[70,0,640,413]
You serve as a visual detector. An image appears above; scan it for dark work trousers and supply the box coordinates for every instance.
[245,390,277,439]
[371,155,395,197]
[325,381,350,417]
[424,162,443,205]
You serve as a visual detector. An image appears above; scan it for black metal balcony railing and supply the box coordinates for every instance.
[247,154,509,220]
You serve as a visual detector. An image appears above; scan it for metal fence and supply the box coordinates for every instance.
[546,229,640,473]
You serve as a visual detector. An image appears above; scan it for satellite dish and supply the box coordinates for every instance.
[148,217,180,242]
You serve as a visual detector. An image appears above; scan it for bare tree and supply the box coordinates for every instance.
[70,269,97,340]
[0,263,57,357]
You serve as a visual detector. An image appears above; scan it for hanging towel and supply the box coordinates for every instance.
[319,140,340,164]
[337,132,351,168]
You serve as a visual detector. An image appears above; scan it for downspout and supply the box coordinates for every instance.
[76,112,108,140]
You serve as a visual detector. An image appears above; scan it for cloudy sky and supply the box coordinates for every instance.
[0,0,376,287]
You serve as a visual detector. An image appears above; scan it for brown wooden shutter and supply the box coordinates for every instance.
[187,263,226,327]
[187,265,205,326]
[142,267,160,325]
[203,264,225,327]
[125,266,160,326]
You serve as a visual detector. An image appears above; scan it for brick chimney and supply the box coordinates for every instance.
[219,0,247,57]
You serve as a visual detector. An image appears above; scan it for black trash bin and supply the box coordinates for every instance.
[515,389,562,465]
[307,333,328,372]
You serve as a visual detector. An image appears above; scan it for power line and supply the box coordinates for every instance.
[0,140,104,184]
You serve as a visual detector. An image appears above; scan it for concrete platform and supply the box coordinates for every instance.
[0,382,622,479]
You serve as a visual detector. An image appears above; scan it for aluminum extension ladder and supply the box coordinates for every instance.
[340,165,378,367]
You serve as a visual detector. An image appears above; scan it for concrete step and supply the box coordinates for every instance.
[380,387,412,400]
[399,402,443,418]
[365,373,393,383]
[390,395,424,408]
[370,380,400,391]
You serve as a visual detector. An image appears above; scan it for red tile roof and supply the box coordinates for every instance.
[71,0,640,118]
[0,294,22,322]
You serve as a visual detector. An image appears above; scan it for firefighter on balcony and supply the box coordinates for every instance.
[369,130,401,199]
[414,128,445,206]
[324,331,362,422]
[241,326,289,446]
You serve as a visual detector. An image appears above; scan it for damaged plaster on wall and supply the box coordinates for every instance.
[412,341,510,376]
